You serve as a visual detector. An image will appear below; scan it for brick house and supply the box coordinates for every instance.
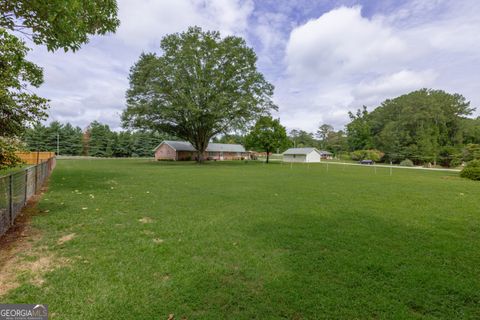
[154,140,250,161]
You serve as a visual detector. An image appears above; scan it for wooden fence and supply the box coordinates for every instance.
[15,152,56,165]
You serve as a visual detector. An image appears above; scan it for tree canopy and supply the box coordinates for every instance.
[346,89,477,165]
[122,26,276,162]
[0,0,119,52]
[0,29,48,138]
[0,0,119,168]
[245,116,288,163]
[316,124,334,149]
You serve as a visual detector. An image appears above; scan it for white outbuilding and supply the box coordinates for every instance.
[282,148,322,163]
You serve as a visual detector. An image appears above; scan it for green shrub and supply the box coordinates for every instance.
[337,152,351,161]
[462,144,480,162]
[350,149,384,162]
[460,160,480,181]
[439,146,462,167]
[449,158,463,168]
[0,138,23,170]
[399,159,414,167]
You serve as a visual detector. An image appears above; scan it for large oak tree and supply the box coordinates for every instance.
[122,27,276,162]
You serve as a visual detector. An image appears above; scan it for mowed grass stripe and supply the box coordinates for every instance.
[3,159,480,319]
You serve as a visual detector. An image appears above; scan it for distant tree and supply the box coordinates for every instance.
[23,122,83,155]
[462,117,480,144]
[346,106,373,151]
[316,124,334,149]
[245,116,288,163]
[213,134,245,145]
[130,131,168,157]
[113,131,133,157]
[23,124,50,151]
[289,130,316,148]
[85,121,115,157]
[81,130,90,156]
[324,130,348,155]
[61,123,83,155]
[122,27,276,162]
[345,89,475,165]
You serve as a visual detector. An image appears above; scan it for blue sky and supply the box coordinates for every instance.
[27,0,480,132]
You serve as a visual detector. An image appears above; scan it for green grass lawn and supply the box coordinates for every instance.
[2,159,480,319]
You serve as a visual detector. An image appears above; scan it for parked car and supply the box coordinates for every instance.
[359,159,375,165]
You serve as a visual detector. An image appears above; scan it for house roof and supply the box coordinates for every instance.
[206,143,246,152]
[283,148,320,155]
[318,150,332,155]
[156,140,246,153]
[162,141,196,151]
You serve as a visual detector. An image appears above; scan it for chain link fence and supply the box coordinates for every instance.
[0,157,56,237]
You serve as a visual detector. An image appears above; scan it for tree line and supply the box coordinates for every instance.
[23,121,172,158]
[345,89,480,166]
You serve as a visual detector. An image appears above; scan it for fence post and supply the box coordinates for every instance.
[24,169,28,205]
[9,174,14,225]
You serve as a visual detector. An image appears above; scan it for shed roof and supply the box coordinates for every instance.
[283,148,320,155]
[156,140,246,153]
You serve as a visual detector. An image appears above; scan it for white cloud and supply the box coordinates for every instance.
[285,6,408,80]
[279,2,480,131]
[352,70,437,105]
[116,0,254,48]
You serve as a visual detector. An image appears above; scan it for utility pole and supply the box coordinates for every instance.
[57,131,60,156]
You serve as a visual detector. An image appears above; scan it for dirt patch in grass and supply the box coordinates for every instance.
[0,186,68,297]
[138,217,154,224]
[57,233,76,245]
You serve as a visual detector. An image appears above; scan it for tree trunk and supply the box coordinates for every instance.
[194,139,208,163]
[266,149,269,163]
[196,150,205,163]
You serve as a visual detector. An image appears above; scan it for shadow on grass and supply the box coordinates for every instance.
[247,212,480,319]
